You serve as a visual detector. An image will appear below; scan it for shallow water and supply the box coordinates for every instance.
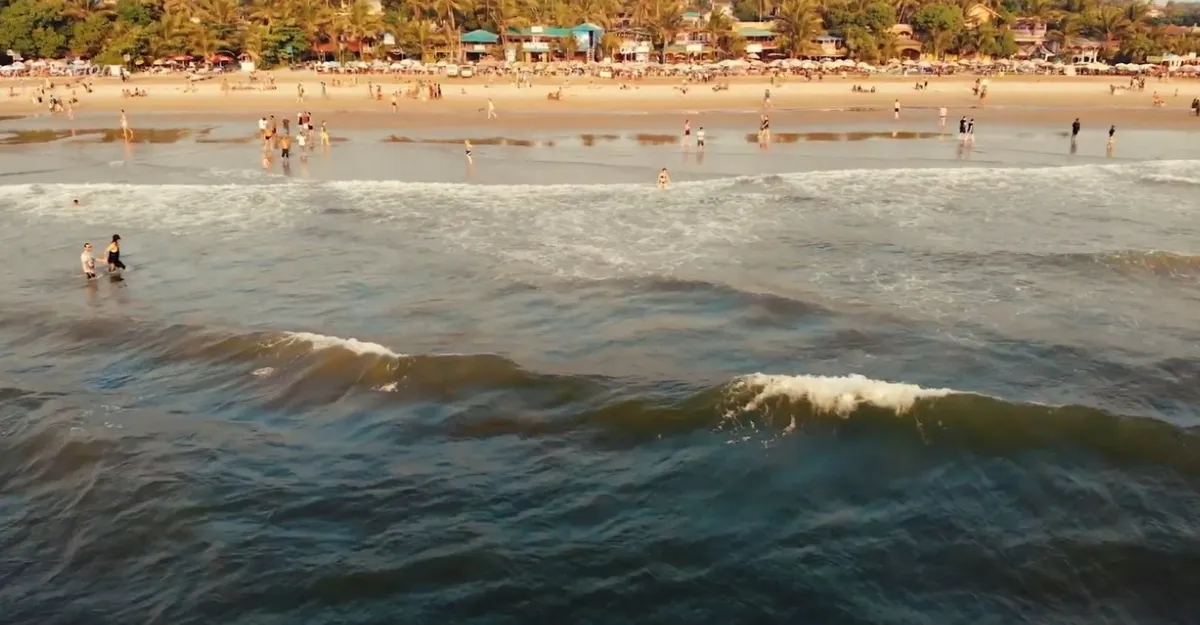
[3,118,1200,624]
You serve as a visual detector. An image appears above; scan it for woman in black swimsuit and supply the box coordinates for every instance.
[106,234,126,271]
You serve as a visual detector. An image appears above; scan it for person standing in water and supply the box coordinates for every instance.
[683,119,691,146]
[939,106,947,131]
[320,121,330,149]
[893,99,901,120]
[80,243,97,279]
[106,234,126,272]
[1107,125,1116,155]
[657,168,670,189]
[958,116,967,141]
[1071,118,1081,140]
[464,139,473,164]
[279,132,292,161]
[696,126,706,151]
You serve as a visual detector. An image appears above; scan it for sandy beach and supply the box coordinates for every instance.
[4,71,1200,131]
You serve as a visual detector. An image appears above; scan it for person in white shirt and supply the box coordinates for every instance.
[80,243,97,279]
[696,126,706,150]
[939,106,947,130]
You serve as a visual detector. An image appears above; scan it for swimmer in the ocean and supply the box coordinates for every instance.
[81,242,97,279]
[106,234,126,271]
[657,167,670,189]
[464,139,473,164]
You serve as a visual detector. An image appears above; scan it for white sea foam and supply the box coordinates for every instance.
[281,332,404,359]
[731,373,954,418]
[3,160,1199,286]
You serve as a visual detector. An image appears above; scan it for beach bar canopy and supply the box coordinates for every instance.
[461,29,499,44]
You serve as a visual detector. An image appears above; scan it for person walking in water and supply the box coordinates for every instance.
[80,243,97,279]
[893,99,901,120]
[939,106,947,131]
[486,98,497,120]
[464,139,473,165]
[120,109,132,142]
[657,167,670,189]
[1071,118,1081,140]
[1107,124,1116,154]
[106,235,126,272]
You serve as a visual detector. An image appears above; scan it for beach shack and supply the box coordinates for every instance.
[813,35,847,59]
[461,29,499,61]
[737,23,778,58]
[505,24,603,62]
[572,23,604,62]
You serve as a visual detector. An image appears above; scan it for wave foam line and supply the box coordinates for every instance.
[732,373,954,418]
[277,332,405,359]
[2,159,1198,195]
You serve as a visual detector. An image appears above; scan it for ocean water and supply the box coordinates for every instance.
[3,118,1200,624]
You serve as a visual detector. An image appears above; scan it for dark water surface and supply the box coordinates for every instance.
[3,120,1200,624]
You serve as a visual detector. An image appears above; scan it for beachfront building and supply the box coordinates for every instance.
[888,25,924,61]
[504,24,605,62]
[738,22,777,59]
[1068,40,1105,64]
[1011,19,1055,59]
[964,3,1001,28]
[461,29,500,61]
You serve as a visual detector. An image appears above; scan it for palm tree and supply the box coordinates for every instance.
[1021,0,1059,25]
[430,0,470,59]
[344,0,386,58]
[198,0,243,41]
[188,22,228,59]
[645,0,683,63]
[892,0,920,24]
[150,11,191,58]
[482,0,529,51]
[279,0,337,58]
[1087,5,1131,53]
[703,10,743,59]
[774,0,823,58]
[400,18,445,60]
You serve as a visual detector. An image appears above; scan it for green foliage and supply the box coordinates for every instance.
[0,0,1196,66]
[259,23,310,67]
[114,0,156,27]
[0,0,69,57]
[70,12,109,56]
[996,26,1018,57]
[912,3,965,36]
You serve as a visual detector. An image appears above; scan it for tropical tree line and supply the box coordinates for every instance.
[0,0,1196,67]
